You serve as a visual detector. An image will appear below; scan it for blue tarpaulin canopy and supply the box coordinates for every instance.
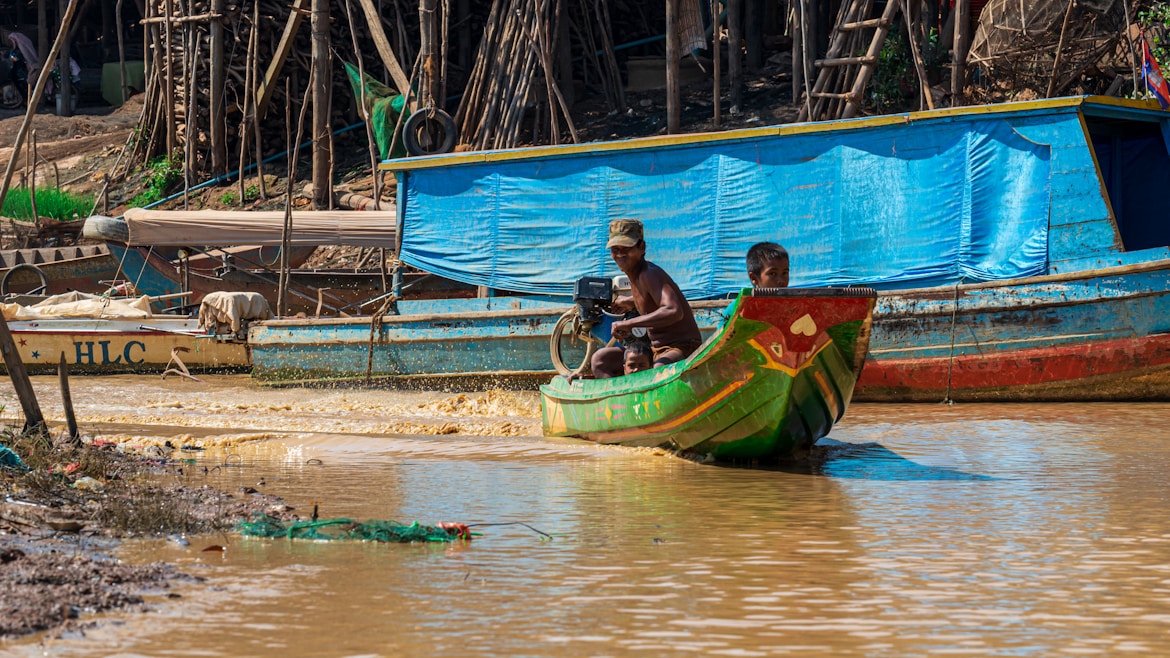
[398,117,1052,299]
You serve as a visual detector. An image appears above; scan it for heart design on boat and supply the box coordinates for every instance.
[790,314,817,337]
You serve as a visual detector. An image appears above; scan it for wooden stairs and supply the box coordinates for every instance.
[797,0,902,122]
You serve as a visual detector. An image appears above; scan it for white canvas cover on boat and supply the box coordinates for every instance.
[198,291,272,333]
[121,208,398,247]
[1,292,153,320]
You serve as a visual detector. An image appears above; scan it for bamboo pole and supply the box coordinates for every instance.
[238,9,256,206]
[356,0,412,97]
[37,0,48,66]
[343,0,383,208]
[257,0,310,119]
[209,0,225,173]
[1046,0,1076,98]
[28,132,37,228]
[419,0,439,108]
[311,0,332,210]
[117,0,127,104]
[712,0,720,127]
[903,0,935,110]
[164,0,176,152]
[0,0,81,213]
[251,1,267,200]
[790,0,800,107]
[952,0,969,105]
[728,0,742,111]
[57,0,73,117]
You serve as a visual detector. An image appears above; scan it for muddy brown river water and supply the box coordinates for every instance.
[2,375,1170,656]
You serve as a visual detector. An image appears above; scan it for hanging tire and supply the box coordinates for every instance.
[550,309,599,376]
[402,108,457,156]
[1,263,48,296]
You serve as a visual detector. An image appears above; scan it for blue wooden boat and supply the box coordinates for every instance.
[248,96,1170,401]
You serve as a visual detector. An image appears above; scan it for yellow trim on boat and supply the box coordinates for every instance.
[380,96,1163,172]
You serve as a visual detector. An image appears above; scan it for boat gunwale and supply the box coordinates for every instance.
[380,96,1165,172]
[542,292,875,404]
[253,299,734,328]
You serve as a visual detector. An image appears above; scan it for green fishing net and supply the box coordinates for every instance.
[343,61,410,160]
[237,513,472,543]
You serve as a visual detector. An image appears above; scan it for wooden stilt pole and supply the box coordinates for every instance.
[311,0,332,210]
[713,0,721,127]
[58,353,79,444]
[666,0,680,133]
[0,315,44,434]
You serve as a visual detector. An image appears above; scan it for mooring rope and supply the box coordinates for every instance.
[942,277,963,404]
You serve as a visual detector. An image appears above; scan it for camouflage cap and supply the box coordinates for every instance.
[606,219,644,249]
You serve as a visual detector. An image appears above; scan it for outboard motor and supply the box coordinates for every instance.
[572,276,612,324]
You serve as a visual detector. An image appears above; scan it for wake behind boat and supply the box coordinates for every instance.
[541,287,877,461]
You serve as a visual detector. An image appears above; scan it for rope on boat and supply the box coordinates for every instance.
[943,277,964,404]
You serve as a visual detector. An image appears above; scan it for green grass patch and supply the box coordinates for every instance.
[1,187,94,222]
[130,151,183,208]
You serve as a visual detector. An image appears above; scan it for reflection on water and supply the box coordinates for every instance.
[2,377,1170,656]
[817,439,995,480]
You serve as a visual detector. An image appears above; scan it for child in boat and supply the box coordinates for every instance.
[588,341,652,379]
[747,242,790,289]
[623,341,653,374]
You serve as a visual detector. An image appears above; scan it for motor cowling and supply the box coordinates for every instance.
[572,276,612,324]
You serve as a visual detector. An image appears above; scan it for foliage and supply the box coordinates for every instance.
[0,187,94,222]
[130,151,183,208]
[869,31,916,113]
[868,28,944,113]
[219,191,238,205]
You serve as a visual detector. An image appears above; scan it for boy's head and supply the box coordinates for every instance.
[747,242,790,288]
[623,342,653,374]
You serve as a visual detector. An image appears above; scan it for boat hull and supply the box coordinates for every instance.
[0,246,119,295]
[1,318,248,374]
[540,290,876,460]
[248,258,1170,402]
[247,299,730,385]
[858,258,1170,401]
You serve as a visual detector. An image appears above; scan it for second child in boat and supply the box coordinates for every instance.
[590,219,703,377]
[747,242,790,289]
[623,341,653,374]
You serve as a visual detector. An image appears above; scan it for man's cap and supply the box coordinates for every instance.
[606,219,643,249]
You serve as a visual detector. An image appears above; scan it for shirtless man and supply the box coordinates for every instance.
[590,219,702,375]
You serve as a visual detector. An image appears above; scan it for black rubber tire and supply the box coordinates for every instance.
[402,108,458,156]
[1,263,49,296]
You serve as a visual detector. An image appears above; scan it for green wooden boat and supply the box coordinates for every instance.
[540,288,878,461]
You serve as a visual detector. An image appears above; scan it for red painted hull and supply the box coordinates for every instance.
[857,333,1170,402]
